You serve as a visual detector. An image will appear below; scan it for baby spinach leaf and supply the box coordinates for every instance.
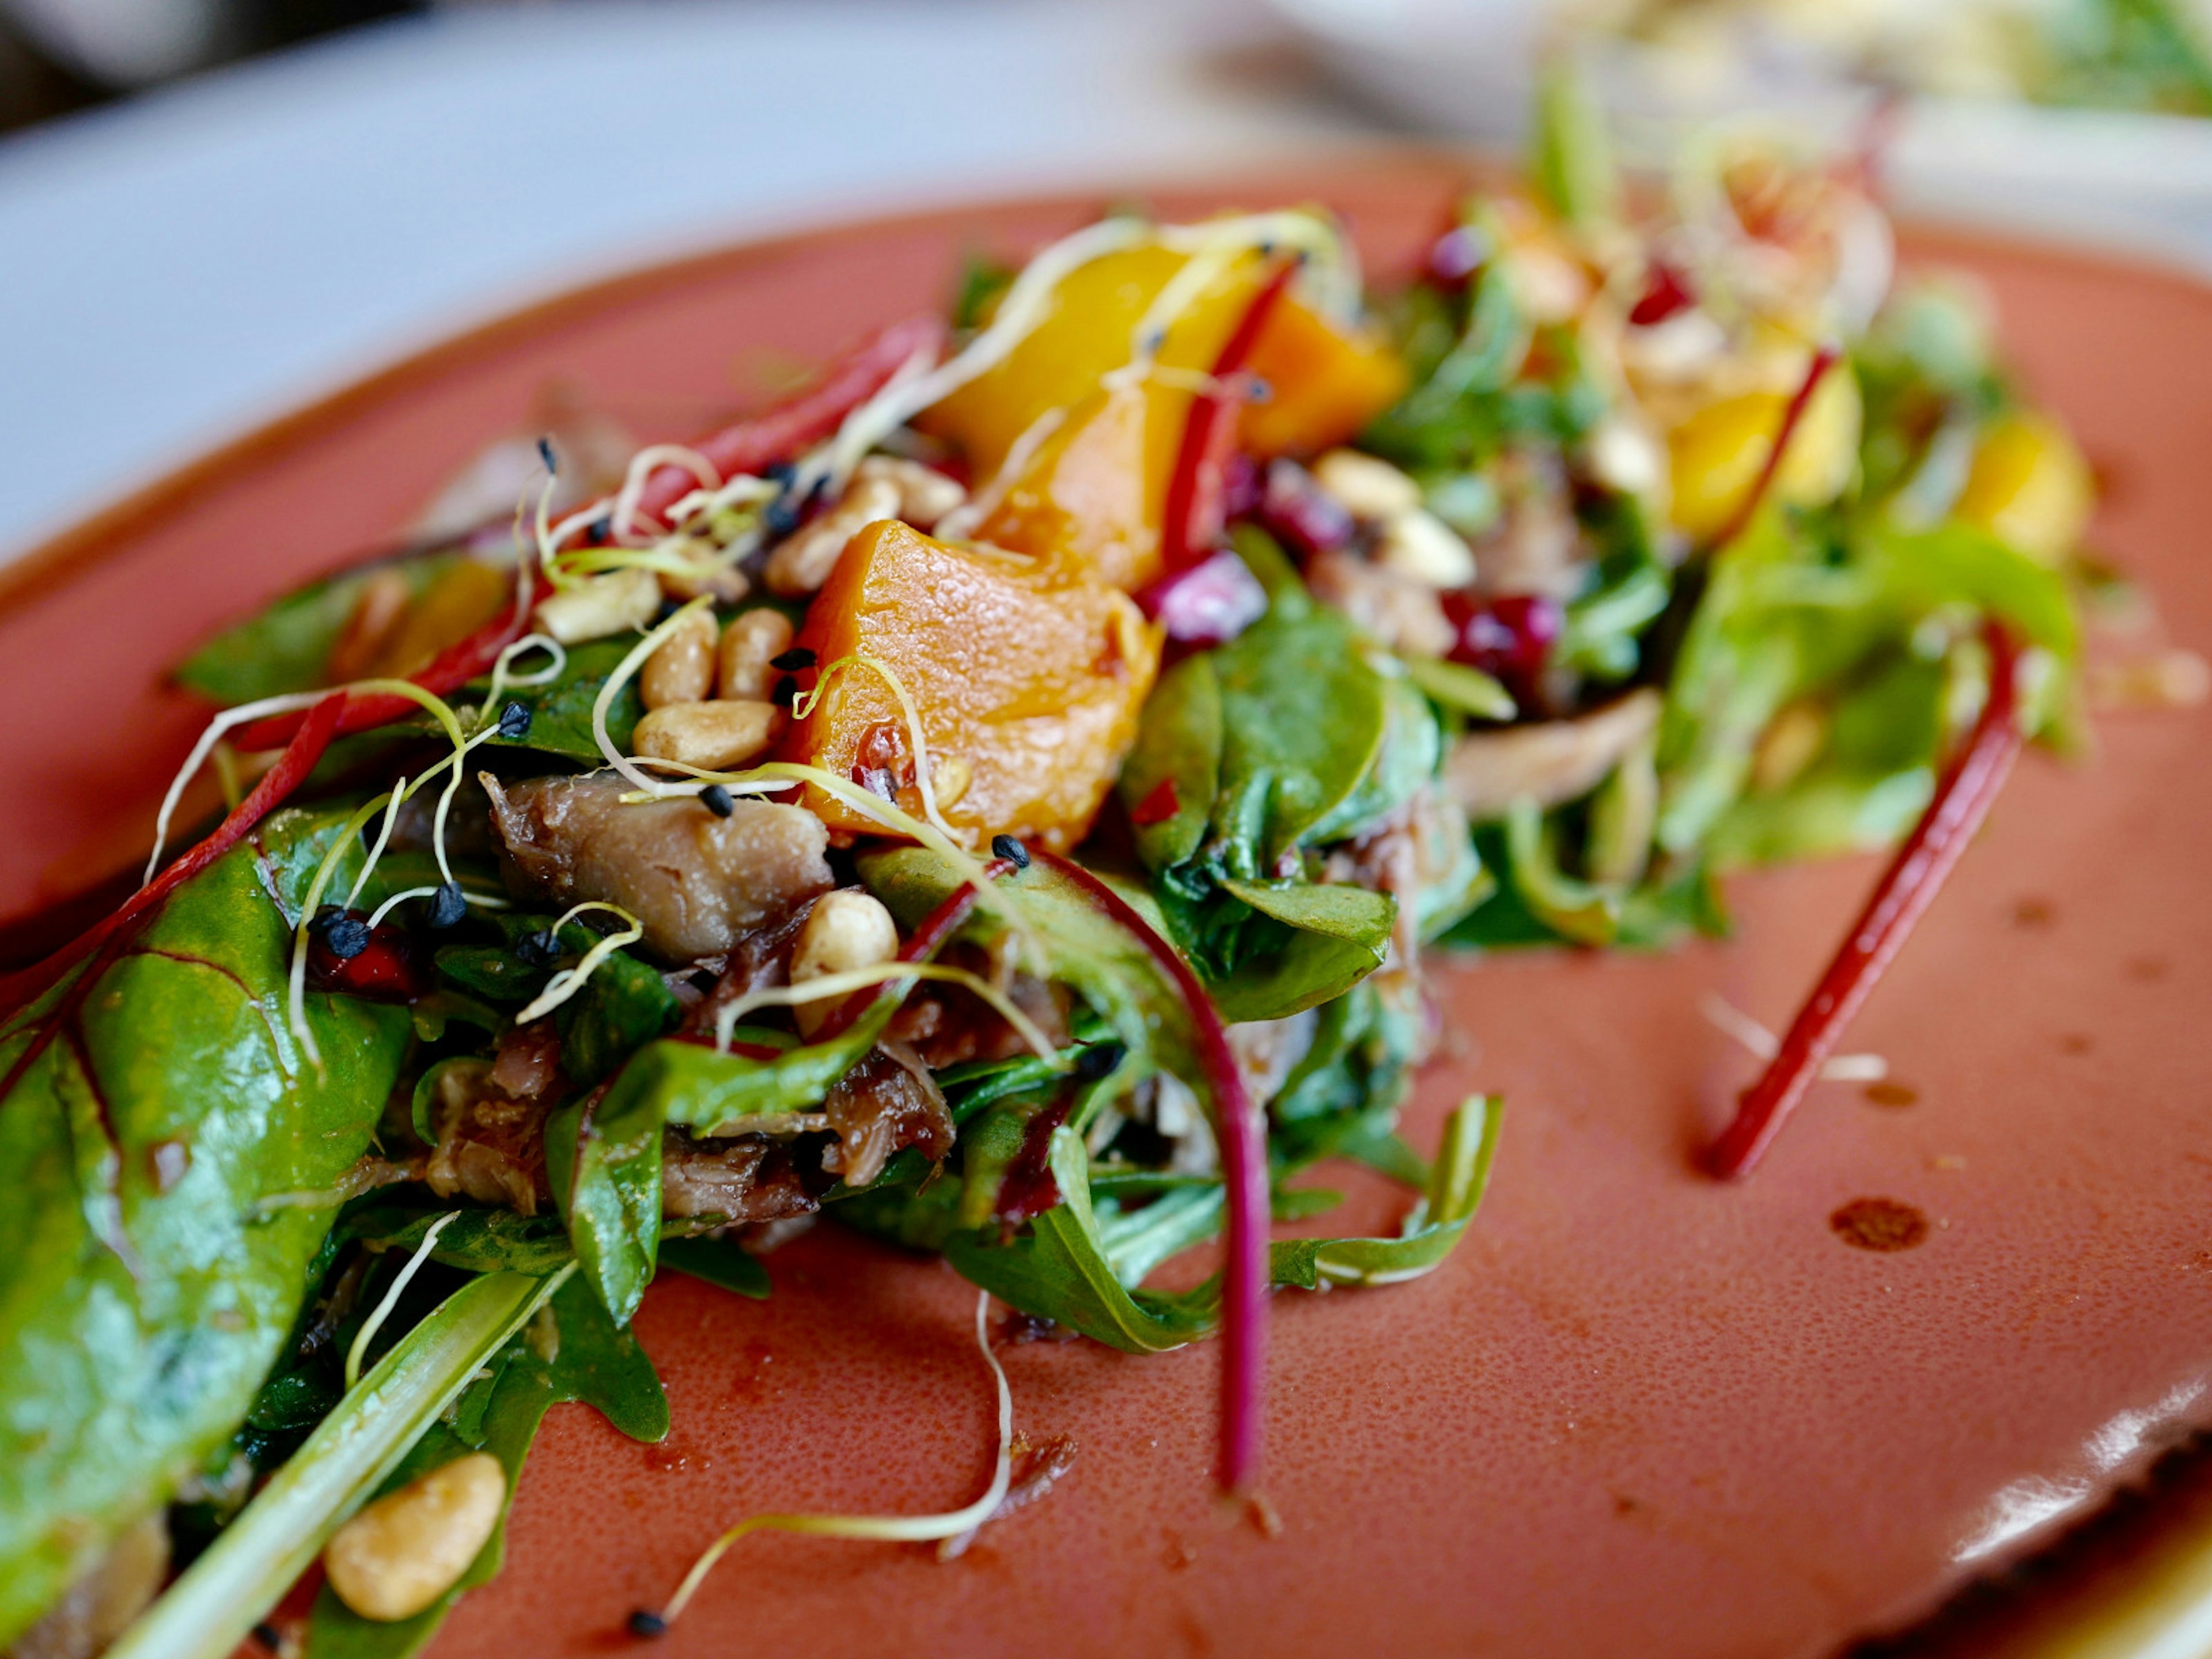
[1206,548,1389,870]
[554,946,681,1087]
[0,809,412,1645]
[465,637,641,763]
[944,1129,1215,1354]
[1117,652,1222,871]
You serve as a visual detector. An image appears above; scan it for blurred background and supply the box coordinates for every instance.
[4,0,2210,558]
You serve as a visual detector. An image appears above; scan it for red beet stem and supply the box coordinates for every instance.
[1706,343,1840,551]
[1034,851,1267,1495]
[1706,622,2025,1178]
[0,692,346,1032]
[1158,261,1299,574]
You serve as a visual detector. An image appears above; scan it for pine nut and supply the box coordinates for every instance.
[657,560,751,605]
[764,475,900,597]
[790,889,899,1036]
[536,567,660,645]
[856,455,967,529]
[1374,508,1477,589]
[324,1452,505,1622]
[632,699,783,771]
[718,608,795,700]
[1313,449,1422,520]
[640,608,717,709]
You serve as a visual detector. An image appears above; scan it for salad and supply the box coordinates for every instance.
[0,86,2109,1659]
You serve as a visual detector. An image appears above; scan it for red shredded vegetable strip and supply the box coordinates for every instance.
[1707,622,2025,1177]
[0,692,347,1029]
[629,314,946,531]
[1706,343,1840,551]
[1157,261,1300,574]
[229,603,528,751]
[1033,851,1267,1497]
[227,317,944,752]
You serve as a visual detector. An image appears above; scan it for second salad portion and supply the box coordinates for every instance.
[2,99,2104,1657]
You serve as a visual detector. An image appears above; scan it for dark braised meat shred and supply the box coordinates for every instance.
[661,1134,817,1223]
[822,1042,954,1188]
[482,771,832,963]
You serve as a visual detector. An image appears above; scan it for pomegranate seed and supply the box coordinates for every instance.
[1221,453,1263,521]
[1628,261,1696,328]
[1425,224,1487,286]
[1442,591,1564,707]
[1257,460,1354,559]
[1139,550,1270,646]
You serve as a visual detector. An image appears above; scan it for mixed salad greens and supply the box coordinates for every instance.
[1,84,2104,1658]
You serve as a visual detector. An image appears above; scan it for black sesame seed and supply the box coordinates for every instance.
[1074,1041,1126,1081]
[627,1609,669,1639]
[990,834,1029,870]
[252,1623,282,1651]
[497,700,533,740]
[763,460,797,486]
[770,674,800,707]
[700,783,734,817]
[516,929,562,968]
[764,495,801,536]
[768,646,816,671]
[653,597,682,625]
[311,907,370,960]
[536,436,558,475]
[428,881,468,930]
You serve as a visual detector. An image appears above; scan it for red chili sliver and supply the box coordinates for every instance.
[1158,260,1300,574]
[1130,778,1180,827]
[1706,621,2027,1178]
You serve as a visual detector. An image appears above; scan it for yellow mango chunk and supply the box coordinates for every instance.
[1666,365,1862,543]
[922,244,1262,482]
[781,520,1161,853]
[1953,410,2093,565]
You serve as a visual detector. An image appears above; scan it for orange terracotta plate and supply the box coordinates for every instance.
[7,154,2209,1658]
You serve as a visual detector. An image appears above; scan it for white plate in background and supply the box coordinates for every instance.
[1272,0,2212,267]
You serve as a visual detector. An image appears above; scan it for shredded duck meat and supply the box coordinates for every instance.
[822,1041,954,1187]
[661,1134,817,1223]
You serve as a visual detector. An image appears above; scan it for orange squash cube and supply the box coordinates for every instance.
[972,381,1184,592]
[1241,299,1408,459]
[780,520,1161,853]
